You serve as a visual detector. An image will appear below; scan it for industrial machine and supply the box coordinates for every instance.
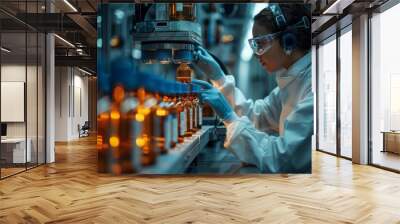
[134,3,202,65]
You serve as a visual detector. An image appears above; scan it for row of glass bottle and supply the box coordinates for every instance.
[97,76,203,174]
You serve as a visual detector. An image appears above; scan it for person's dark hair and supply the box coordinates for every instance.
[253,4,311,52]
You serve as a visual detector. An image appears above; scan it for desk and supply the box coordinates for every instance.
[1,138,31,164]
[381,131,400,154]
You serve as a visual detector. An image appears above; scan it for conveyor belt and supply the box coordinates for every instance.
[140,126,213,174]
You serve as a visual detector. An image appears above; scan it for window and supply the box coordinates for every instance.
[370,3,400,171]
[339,27,352,158]
[317,36,337,154]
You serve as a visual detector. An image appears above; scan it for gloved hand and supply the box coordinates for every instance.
[191,46,225,81]
[192,79,238,123]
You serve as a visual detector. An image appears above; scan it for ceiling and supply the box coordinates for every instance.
[1,0,391,75]
[0,0,97,72]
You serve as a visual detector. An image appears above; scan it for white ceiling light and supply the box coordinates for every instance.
[78,67,93,76]
[323,0,354,15]
[54,34,75,48]
[1,47,11,53]
[63,0,78,12]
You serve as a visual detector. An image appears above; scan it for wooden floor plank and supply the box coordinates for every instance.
[0,136,400,223]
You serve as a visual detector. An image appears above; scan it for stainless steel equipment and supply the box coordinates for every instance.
[133,3,202,64]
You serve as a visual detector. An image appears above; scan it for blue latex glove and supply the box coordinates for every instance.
[191,46,225,81]
[192,79,237,123]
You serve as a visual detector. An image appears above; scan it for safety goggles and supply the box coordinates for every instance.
[248,32,281,56]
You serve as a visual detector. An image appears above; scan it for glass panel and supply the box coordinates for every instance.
[1,32,27,177]
[317,36,337,154]
[38,32,45,165]
[26,0,39,169]
[0,0,46,178]
[371,4,400,171]
[27,30,38,169]
[1,1,28,178]
[340,29,352,158]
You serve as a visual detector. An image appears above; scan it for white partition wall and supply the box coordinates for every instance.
[54,67,89,141]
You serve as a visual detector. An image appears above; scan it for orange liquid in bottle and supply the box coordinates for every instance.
[176,63,193,137]
[152,93,170,154]
[196,95,202,129]
[169,3,195,21]
[190,89,198,133]
[120,91,141,173]
[176,93,186,143]
[183,93,193,137]
[97,97,111,173]
[109,85,125,175]
[164,96,178,148]
[136,88,157,166]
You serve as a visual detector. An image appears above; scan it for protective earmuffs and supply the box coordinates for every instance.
[281,32,297,55]
[269,4,297,55]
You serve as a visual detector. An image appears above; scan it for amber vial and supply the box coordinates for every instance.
[183,93,193,137]
[176,63,193,137]
[152,93,170,154]
[136,88,157,166]
[97,97,111,173]
[109,85,125,175]
[169,3,195,21]
[190,89,198,133]
[119,91,142,173]
[176,63,192,83]
[176,93,186,143]
[164,96,178,148]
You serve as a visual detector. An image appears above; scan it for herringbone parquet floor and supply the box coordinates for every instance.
[1,136,400,224]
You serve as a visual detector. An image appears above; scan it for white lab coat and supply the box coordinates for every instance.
[212,52,313,173]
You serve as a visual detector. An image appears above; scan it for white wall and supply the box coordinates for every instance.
[1,65,26,139]
[55,66,69,141]
[73,73,89,138]
[1,64,46,164]
[55,67,89,141]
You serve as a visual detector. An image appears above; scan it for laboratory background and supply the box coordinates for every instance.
[96,3,313,174]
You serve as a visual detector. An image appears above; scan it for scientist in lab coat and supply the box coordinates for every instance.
[192,4,313,173]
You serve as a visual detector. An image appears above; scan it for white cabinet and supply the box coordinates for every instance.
[1,138,32,163]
